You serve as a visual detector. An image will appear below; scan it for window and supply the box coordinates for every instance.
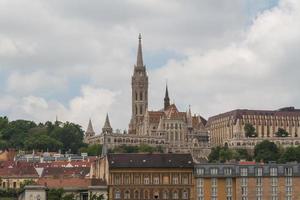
[163,190,169,199]
[173,175,179,184]
[134,190,139,199]
[153,176,159,184]
[182,175,189,184]
[241,178,248,186]
[270,167,278,176]
[240,168,248,176]
[182,190,188,199]
[13,182,16,188]
[124,190,130,199]
[173,191,179,199]
[256,177,262,186]
[226,178,232,186]
[210,168,218,175]
[124,175,130,184]
[256,168,263,176]
[271,177,278,186]
[224,168,232,175]
[197,178,204,187]
[286,177,292,186]
[196,168,204,175]
[211,178,217,186]
[134,175,140,184]
[115,175,121,185]
[140,91,143,100]
[285,167,293,176]
[140,105,143,115]
[114,189,121,199]
[144,175,150,184]
[144,190,150,199]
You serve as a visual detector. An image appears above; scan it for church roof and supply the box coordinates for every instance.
[164,104,186,120]
[107,153,194,168]
[148,111,164,123]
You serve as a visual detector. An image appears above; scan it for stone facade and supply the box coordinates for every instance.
[84,35,210,160]
[207,107,300,148]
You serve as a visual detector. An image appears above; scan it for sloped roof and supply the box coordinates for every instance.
[107,153,194,168]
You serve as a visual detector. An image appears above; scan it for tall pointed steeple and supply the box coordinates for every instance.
[85,118,95,137]
[129,34,149,135]
[102,114,113,134]
[164,84,170,110]
[187,105,193,129]
[136,33,144,67]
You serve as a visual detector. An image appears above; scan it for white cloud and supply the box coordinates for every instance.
[1,0,300,132]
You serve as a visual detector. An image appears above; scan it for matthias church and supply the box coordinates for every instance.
[84,34,210,160]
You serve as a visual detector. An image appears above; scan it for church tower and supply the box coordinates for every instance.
[129,34,148,134]
[164,84,170,110]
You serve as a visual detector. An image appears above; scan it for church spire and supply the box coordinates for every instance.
[102,113,113,134]
[85,118,95,137]
[136,33,144,67]
[164,84,170,110]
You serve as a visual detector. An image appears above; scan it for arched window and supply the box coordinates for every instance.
[140,91,143,100]
[124,190,130,199]
[163,190,169,199]
[134,190,139,199]
[182,190,188,199]
[115,189,121,199]
[144,190,150,199]
[140,105,143,115]
[173,190,179,199]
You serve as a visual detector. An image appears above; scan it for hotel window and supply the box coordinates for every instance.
[226,178,232,186]
[197,178,204,199]
[124,190,130,199]
[114,189,121,199]
[271,177,278,186]
[153,176,159,184]
[210,168,219,175]
[115,175,121,185]
[224,168,232,175]
[270,167,278,176]
[256,177,262,186]
[285,177,292,186]
[285,167,293,176]
[256,168,263,176]
[241,178,248,186]
[144,175,150,184]
[196,168,204,175]
[211,178,217,186]
[240,168,248,176]
[173,175,179,184]
[211,187,217,199]
[256,186,263,197]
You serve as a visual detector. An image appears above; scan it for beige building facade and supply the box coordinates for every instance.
[207,107,300,148]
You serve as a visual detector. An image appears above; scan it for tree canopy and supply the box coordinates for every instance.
[244,123,257,137]
[0,117,85,154]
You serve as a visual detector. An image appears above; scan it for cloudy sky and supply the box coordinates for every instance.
[0,0,299,133]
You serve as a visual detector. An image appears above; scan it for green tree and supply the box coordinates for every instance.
[275,128,289,137]
[279,146,300,163]
[244,123,257,137]
[47,188,65,200]
[208,146,222,162]
[254,140,280,162]
[80,144,102,156]
[219,147,233,162]
[90,193,105,200]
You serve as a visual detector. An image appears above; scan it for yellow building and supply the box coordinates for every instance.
[91,153,195,200]
[195,162,300,200]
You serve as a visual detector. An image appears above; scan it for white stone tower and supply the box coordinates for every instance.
[129,34,148,134]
